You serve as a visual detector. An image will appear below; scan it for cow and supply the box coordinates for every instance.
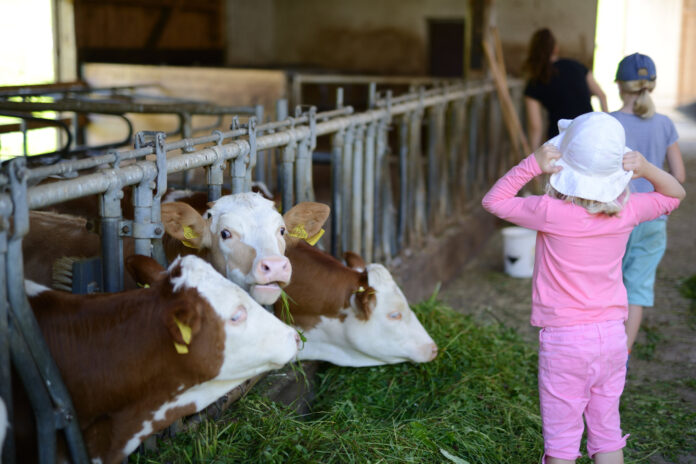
[23,193,329,305]
[13,254,300,464]
[274,240,438,367]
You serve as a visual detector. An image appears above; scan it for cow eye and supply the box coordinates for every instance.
[220,229,232,240]
[230,306,247,324]
[388,311,402,320]
[280,227,286,236]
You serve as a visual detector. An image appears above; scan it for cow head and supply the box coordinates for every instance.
[161,193,329,305]
[127,254,300,385]
[297,251,438,367]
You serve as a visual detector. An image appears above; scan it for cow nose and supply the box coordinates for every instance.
[428,343,438,361]
[255,256,291,284]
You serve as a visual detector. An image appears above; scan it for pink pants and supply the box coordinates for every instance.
[538,319,629,461]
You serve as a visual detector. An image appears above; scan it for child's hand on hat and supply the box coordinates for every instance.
[534,144,563,175]
[623,151,647,179]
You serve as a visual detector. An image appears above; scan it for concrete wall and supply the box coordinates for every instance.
[225,0,469,74]
[224,0,599,78]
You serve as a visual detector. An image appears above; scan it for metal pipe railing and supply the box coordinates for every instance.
[0,75,524,464]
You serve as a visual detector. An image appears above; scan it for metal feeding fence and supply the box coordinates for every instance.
[0,76,524,463]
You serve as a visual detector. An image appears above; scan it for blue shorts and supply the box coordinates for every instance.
[622,219,667,307]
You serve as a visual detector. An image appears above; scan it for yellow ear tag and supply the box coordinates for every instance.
[173,316,192,354]
[306,228,325,246]
[136,282,150,288]
[357,286,365,293]
[182,225,199,249]
[288,224,308,240]
[288,225,324,246]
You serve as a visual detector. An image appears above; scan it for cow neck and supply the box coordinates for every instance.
[282,241,361,330]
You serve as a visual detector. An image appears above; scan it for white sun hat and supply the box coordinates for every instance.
[547,112,633,203]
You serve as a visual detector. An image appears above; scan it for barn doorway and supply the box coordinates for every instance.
[427,18,465,78]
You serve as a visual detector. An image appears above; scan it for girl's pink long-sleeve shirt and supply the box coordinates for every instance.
[482,154,680,327]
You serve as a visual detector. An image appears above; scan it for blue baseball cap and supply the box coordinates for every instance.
[615,53,656,81]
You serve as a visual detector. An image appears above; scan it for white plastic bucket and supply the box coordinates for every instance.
[501,227,537,278]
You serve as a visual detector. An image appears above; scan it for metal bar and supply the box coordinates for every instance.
[350,124,364,255]
[330,129,344,258]
[362,121,376,261]
[341,124,354,256]
[0,230,13,464]
[397,114,408,251]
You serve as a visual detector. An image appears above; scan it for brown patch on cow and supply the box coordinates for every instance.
[344,251,367,270]
[352,270,376,321]
[16,259,226,464]
[161,202,212,250]
[275,241,372,329]
[220,238,256,277]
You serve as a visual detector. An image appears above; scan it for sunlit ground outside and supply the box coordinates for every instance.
[0,0,57,158]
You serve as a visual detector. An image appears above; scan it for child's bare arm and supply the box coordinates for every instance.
[534,144,563,175]
[665,142,685,183]
[623,151,686,200]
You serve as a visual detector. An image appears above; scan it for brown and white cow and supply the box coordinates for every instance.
[275,240,438,367]
[15,254,299,464]
[23,193,329,305]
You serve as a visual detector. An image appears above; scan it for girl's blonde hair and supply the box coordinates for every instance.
[546,184,630,216]
[618,79,657,119]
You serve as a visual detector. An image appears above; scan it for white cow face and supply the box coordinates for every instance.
[162,194,330,306]
[299,264,438,367]
[205,194,290,305]
[172,255,299,383]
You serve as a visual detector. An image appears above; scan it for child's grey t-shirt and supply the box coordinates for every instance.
[610,111,679,193]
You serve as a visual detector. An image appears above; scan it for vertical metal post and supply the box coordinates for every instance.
[0,225,13,464]
[467,94,482,198]
[4,158,89,464]
[275,99,289,197]
[180,112,194,188]
[341,123,354,256]
[362,120,376,261]
[330,128,344,258]
[208,131,226,202]
[100,170,125,293]
[350,124,364,255]
[426,105,440,227]
[280,122,296,213]
[245,118,257,193]
[397,114,408,251]
[253,104,266,185]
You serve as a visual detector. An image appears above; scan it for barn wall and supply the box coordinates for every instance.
[223,0,598,78]
[225,0,470,75]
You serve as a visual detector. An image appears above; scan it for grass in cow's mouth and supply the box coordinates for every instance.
[131,298,696,464]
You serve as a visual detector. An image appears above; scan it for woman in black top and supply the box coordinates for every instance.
[523,28,608,150]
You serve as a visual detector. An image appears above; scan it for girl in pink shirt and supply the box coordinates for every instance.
[482,112,685,464]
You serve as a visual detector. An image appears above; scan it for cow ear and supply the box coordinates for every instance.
[344,251,366,271]
[351,272,376,320]
[283,202,330,246]
[164,303,203,354]
[161,202,212,250]
[125,254,166,287]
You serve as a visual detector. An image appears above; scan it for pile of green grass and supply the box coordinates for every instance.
[131,297,696,463]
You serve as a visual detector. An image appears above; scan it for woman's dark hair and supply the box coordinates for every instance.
[523,28,556,84]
